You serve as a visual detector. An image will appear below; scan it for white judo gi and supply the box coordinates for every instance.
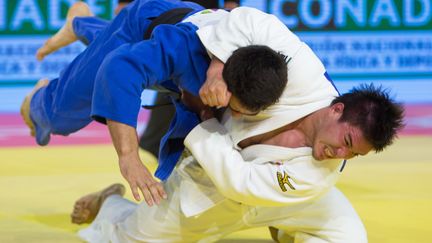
[79,119,366,242]
[79,7,367,243]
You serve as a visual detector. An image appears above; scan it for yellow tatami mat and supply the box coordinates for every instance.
[0,136,431,242]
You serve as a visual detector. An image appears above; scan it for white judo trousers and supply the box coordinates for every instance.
[79,168,366,243]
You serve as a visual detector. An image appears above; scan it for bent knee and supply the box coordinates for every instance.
[327,217,367,243]
[277,218,367,243]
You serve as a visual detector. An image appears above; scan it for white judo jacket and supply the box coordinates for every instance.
[178,8,343,217]
[181,119,345,217]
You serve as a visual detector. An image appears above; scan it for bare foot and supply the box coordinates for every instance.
[20,79,49,136]
[36,1,93,61]
[71,183,126,225]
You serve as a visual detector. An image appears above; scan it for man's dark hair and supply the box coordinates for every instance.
[223,45,288,112]
[331,84,405,152]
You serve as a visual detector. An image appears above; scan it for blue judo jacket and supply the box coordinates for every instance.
[30,0,208,180]
[91,23,211,180]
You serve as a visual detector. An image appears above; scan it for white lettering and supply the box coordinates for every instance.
[272,0,299,27]
[49,0,74,29]
[242,0,431,29]
[404,0,431,26]
[11,0,44,30]
[300,0,332,28]
[336,0,366,27]
[370,0,400,27]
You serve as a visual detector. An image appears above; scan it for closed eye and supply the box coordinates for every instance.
[345,134,359,157]
[347,134,353,148]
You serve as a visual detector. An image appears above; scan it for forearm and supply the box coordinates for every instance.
[107,119,139,159]
[206,56,224,82]
[107,119,167,204]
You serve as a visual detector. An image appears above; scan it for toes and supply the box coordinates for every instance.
[36,45,50,61]
[71,195,99,224]
[71,210,84,224]
[36,50,45,61]
[74,203,83,211]
[71,207,91,224]
[74,198,90,211]
[71,215,85,224]
[71,185,124,225]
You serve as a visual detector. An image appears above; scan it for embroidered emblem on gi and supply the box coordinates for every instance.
[200,10,213,14]
[277,171,296,192]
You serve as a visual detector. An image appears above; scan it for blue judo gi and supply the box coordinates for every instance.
[30,0,208,180]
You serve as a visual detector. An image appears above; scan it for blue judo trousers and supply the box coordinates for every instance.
[30,0,208,180]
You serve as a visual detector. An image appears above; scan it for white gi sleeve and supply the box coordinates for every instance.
[196,7,302,62]
[184,119,330,207]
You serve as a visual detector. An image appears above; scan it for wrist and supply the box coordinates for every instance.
[207,57,224,77]
[118,150,140,162]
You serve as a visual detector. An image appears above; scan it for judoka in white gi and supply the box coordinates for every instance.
[74,82,403,243]
[69,7,403,243]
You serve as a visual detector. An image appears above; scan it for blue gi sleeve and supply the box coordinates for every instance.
[91,23,208,128]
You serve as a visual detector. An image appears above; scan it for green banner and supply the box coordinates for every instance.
[0,0,114,35]
[243,0,432,31]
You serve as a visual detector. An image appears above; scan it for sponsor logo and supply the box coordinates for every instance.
[277,171,296,192]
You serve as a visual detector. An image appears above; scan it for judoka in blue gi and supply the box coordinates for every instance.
[21,0,288,206]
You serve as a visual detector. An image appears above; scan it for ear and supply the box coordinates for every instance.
[331,102,345,115]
